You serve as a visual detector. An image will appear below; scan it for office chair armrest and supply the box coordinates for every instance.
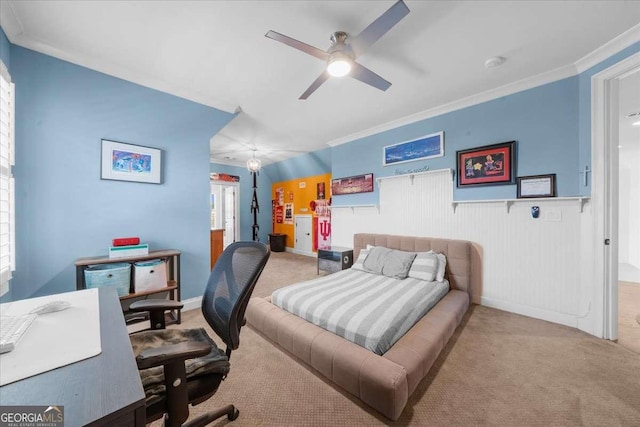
[129,299,185,313]
[136,341,212,370]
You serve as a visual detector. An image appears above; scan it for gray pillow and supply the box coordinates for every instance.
[408,252,439,282]
[382,250,417,279]
[363,246,391,275]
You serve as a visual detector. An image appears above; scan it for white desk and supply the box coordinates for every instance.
[0,287,145,426]
[0,288,101,386]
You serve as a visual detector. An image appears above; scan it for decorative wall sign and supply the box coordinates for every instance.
[456,141,516,187]
[317,182,326,199]
[383,131,444,166]
[210,172,240,182]
[517,174,556,198]
[284,203,293,224]
[331,173,374,195]
[101,140,162,184]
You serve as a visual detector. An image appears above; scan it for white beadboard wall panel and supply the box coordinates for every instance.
[333,169,591,330]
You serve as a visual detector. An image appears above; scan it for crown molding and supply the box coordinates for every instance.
[327,63,578,147]
[6,33,240,114]
[574,23,640,73]
[327,25,640,149]
[0,1,24,41]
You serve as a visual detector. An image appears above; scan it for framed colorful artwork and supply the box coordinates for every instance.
[331,173,374,195]
[101,140,162,184]
[456,141,516,187]
[383,131,444,166]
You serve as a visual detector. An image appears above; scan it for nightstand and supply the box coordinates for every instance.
[317,246,353,274]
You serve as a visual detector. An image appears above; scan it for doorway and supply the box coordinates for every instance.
[294,215,313,256]
[616,71,640,353]
[211,181,239,249]
[592,51,640,344]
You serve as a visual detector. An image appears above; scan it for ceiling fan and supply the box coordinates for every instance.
[265,0,410,99]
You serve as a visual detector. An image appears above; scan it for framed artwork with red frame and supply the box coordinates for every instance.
[456,141,516,187]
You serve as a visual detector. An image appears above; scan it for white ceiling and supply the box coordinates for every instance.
[2,1,640,168]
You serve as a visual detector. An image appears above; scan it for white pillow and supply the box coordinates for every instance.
[351,249,370,271]
[408,252,439,282]
[428,250,447,282]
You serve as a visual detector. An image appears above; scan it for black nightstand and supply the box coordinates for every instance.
[317,246,353,274]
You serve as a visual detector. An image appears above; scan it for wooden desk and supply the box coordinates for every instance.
[0,287,146,426]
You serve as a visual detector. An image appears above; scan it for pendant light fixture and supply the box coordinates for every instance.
[246,149,261,172]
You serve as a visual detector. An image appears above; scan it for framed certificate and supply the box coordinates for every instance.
[517,174,556,198]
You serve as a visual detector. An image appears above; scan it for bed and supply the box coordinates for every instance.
[246,233,474,420]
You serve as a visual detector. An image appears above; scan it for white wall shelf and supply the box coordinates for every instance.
[451,196,591,213]
[376,168,453,187]
[332,204,379,213]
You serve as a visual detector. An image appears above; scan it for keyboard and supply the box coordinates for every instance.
[0,314,38,354]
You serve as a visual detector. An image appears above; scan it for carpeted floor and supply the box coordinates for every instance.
[155,251,640,426]
[618,281,640,354]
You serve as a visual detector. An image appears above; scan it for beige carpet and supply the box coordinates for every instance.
[618,281,640,354]
[155,251,640,426]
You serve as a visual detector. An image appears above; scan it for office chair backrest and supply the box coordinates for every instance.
[202,241,270,354]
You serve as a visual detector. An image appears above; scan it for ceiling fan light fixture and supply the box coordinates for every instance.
[327,54,351,77]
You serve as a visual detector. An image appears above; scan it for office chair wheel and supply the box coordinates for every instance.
[228,407,239,421]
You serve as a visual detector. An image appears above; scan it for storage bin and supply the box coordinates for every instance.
[133,259,167,292]
[269,233,286,252]
[84,263,131,297]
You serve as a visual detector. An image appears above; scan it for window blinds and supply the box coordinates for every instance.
[0,60,14,295]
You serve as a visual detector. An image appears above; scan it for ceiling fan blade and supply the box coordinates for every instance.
[299,71,331,100]
[349,0,410,58]
[265,30,330,61]
[349,62,391,92]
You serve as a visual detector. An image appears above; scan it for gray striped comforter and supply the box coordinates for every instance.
[271,269,449,355]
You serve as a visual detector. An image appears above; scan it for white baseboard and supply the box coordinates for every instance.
[480,296,579,329]
[182,296,202,312]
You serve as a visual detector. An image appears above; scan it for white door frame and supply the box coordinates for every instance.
[211,181,240,248]
[592,51,640,340]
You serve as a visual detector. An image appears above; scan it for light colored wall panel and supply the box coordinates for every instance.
[332,169,590,329]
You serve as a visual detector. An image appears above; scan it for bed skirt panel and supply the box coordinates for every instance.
[246,289,469,420]
[247,296,408,420]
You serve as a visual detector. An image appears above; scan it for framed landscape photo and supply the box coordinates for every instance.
[101,140,162,184]
[331,173,374,195]
[456,141,515,187]
[517,174,556,198]
[383,131,444,166]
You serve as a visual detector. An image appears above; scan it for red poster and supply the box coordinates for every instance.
[275,205,284,223]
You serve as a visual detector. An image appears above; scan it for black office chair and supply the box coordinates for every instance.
[128,241,270,427]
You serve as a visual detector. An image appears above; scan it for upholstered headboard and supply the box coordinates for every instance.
[353,233,472,295]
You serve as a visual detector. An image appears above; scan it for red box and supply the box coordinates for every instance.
[112,237,140,247]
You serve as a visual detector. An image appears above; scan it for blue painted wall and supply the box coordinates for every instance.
[0,27,9,68]
[10,45,235,301]
[331,40,640,206]
[332,77,580,204]
[262,147,332,183]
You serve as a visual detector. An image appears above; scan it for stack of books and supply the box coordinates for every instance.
[109,237,149,259]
